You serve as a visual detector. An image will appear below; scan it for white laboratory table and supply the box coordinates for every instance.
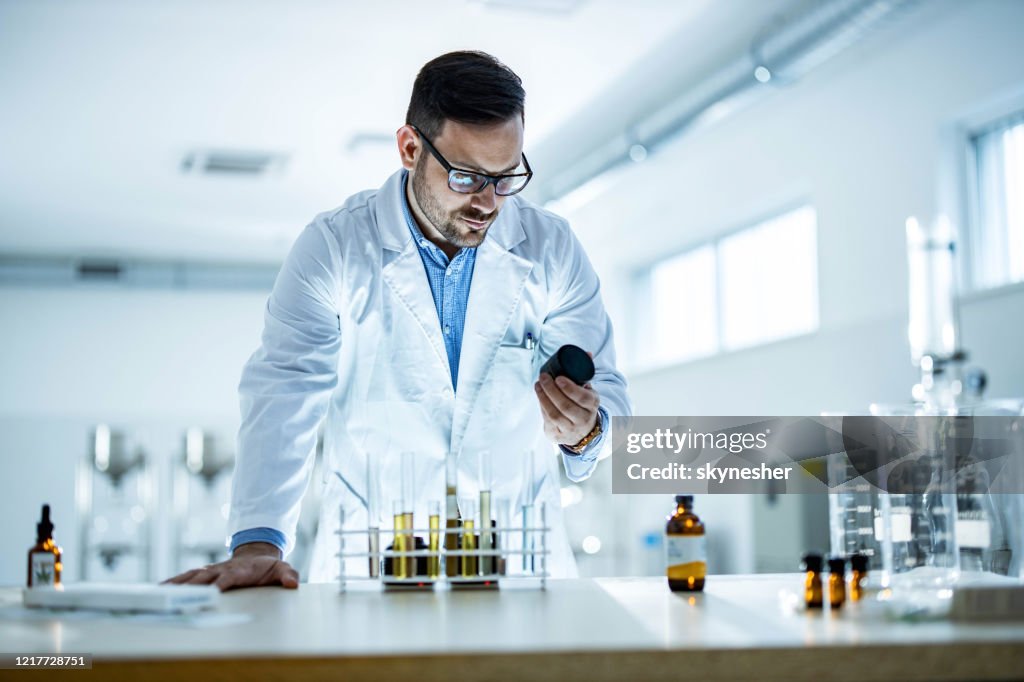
[1,575,1022,681]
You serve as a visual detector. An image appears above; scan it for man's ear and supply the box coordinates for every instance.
[396,125,419,171]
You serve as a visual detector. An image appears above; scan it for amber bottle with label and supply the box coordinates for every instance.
[27,504,62,588]
[665,495,706,592]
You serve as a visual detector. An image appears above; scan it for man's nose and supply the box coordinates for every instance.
[471,183,498,213]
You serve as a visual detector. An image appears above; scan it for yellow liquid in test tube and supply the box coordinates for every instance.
[402,512,414,578]
[428,512,441,578]
[461,519,477,577]
[393,511,408,579]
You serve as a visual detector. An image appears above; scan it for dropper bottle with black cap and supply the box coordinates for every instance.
[27,504,62,588]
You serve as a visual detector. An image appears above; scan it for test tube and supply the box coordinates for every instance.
[367,455,380,578]
[392,500,409,579]
[479,450,493,575]
[445,450,460,577]
[522,449,536,572]
[461,498,478,577]
[400,452,415,515]
[445,490,460,577]
[400,452,415,578]
[428,501,441,579]
[495,497,510,576]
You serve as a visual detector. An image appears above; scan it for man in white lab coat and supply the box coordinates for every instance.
[166,51,631,590]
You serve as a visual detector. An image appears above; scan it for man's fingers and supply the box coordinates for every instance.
[276,563,300,589]
[554,376,600,411]
[537,375,592,426]
[164,557,299,592]
[535,383,573,431]
[190,568,221,585]
[162,568,201,585]
[214,571,237,592]
[537,375,583,423]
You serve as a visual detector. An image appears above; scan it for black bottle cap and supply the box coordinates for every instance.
[36,504,54,542]
[850,553,869,572]
[675,495,693,505]
[801,552,823,572]
[539,344,595,386]
[827,557,846,573]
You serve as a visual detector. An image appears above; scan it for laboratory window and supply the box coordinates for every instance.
[718,205,819,351]
[637,205,819,369]
[968,112,1024,292]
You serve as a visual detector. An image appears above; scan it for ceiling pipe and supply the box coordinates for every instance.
[539,0,919,208]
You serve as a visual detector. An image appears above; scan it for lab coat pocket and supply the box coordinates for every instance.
[470,345,544,495]
[492,344,537,390]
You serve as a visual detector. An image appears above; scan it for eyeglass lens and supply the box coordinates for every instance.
[448,170,529,196]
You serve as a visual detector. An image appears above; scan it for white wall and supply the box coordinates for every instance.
[567,0,1024,575]
[0,286,269,585]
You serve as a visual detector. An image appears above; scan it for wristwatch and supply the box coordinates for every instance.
[566,416,603,454]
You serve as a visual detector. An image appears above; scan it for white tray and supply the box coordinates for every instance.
[23,583,219,613]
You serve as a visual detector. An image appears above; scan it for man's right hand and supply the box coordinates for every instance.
[160,542,300,592]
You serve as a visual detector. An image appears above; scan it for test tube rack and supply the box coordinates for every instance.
[335,503,551,592]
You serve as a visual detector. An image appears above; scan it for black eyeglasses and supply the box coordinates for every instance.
[412,126,533,196]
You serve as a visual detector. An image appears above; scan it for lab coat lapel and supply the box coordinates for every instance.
[376,171,452,384]
[451,203,531,456]
[381,247,452,381]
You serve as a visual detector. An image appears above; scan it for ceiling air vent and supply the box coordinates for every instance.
[181,150,288,177]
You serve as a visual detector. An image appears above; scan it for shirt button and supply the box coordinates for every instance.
[444,325,451,335]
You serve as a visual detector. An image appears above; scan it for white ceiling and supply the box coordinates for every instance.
[0,0,803,263]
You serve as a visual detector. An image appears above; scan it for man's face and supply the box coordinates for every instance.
[408,117,524,250]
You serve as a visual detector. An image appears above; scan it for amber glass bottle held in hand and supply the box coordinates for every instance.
[666,495,706,592]
[27,504,62,588]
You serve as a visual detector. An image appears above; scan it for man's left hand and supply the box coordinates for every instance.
[534,372,600,448]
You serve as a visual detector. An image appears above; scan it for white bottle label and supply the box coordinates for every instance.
[31,554,56,586]
[666,535,706,566]
[956,518,991,549]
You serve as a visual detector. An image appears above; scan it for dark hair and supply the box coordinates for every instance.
[406,51,525,139]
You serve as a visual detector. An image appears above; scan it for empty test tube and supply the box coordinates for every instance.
[522,449,536,572]
[367,454,380,577]
[479,450,493,575]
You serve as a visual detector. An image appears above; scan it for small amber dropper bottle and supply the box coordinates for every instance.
[802,552,823,609]
[27,504,62,588]
[828,557,846,610]
[849,553,869,602]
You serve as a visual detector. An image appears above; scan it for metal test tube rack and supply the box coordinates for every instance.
[336,503,550,592]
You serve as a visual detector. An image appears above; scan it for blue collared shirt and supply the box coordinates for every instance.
[399,173,476,389]
[230,172,606,556]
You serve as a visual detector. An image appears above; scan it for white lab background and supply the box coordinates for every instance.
[1,0,1022,586]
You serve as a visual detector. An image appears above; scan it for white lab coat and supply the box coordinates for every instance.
[228,169,631,583]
